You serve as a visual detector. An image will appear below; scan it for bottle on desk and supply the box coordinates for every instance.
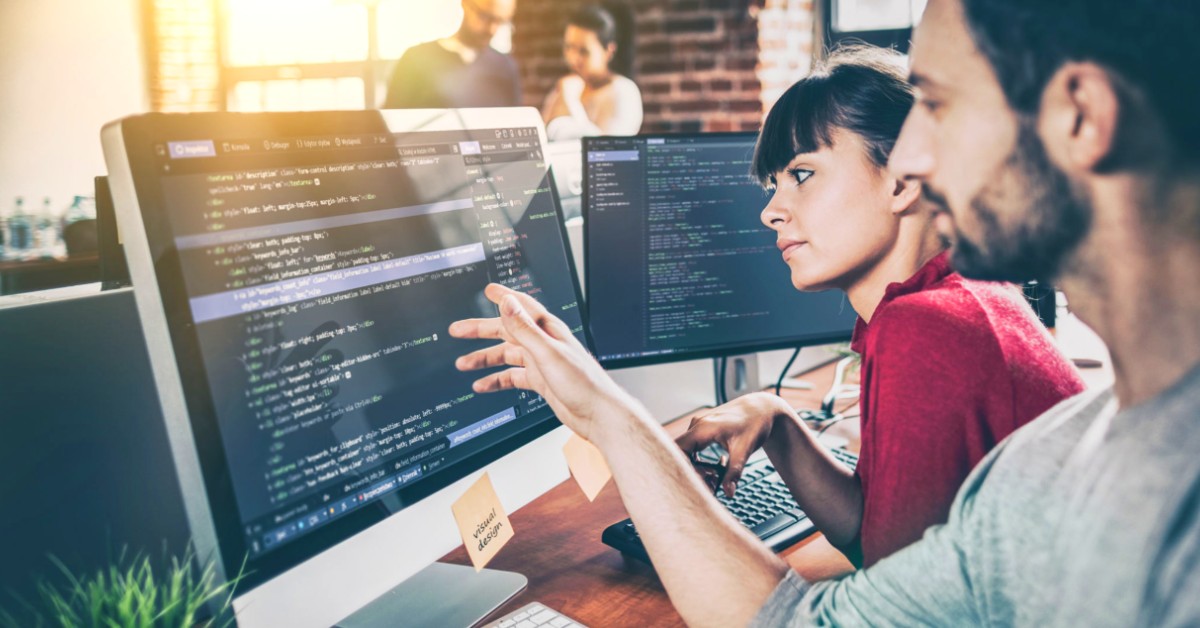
[61,195,95,227]
[4,196,34,260]
[34,196,65,259]
[60,195,97,258]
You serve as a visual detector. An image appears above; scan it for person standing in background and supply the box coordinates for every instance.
[382,0,520,109]
[542,3,642,138]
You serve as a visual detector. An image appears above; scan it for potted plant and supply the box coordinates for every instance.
[1,546,243,628]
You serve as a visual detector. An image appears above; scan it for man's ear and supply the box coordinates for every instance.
[1038,62,1120,174]
[889,175,922,215]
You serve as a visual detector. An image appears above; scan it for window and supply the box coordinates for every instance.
[824,0,927,53]
[148,0,510,113]
[144,0,222,112]
[223,0,466,112]
[832,0,927,32]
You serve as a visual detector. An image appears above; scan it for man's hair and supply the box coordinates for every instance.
[751,45,913,186]
[961,0,1200,167]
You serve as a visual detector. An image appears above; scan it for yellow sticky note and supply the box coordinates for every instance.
[563,433,612,501]
[451,472,515,572]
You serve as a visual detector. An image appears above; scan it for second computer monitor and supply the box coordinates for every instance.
[584,132,857,368]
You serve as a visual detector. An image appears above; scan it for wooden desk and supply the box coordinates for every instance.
[440,316,1113,625]
[441,359,856,626]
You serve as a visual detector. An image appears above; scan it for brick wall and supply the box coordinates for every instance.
[513,0,816,133]
[757,0,817,110]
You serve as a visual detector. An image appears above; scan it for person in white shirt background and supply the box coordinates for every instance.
[542,3,643,139]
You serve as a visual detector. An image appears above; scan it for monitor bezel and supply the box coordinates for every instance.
[582,131,854,370]
[103,108,590,593]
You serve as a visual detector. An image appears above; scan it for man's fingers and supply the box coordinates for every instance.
[541,314,578,343]
[448,317,506,341]
[456,344,525,371]
[497,294,557,359]
[486,283,548,316]
[471,367,531,394]
[485,284,577,342]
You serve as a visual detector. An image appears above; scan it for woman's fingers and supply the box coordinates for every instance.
[675,423,714,456]
[676,417,757,497]
[698,465,722,493]
[721,453,745,498]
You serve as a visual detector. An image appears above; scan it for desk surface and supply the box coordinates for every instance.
[441,318,1113,625]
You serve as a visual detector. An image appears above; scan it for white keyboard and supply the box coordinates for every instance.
[480,601,588,628]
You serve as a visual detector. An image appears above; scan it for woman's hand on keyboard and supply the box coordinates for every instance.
[675,393,790,497]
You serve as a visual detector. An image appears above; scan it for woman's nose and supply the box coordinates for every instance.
[760,192,788,230]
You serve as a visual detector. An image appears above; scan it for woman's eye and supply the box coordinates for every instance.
[788,168,813,185]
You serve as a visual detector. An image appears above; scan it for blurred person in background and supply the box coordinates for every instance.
[383,0,521,109]
[542,3,642,138]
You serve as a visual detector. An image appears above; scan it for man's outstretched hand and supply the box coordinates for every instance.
[452,285,791,627]
[448,283,630,443]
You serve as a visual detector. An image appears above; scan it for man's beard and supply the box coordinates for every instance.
[932,119,1092,283]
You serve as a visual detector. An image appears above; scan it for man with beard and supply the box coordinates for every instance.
[382,0,520,109]
[447,0,1200,624]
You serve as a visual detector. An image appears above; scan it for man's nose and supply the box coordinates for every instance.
[888,111,936,183]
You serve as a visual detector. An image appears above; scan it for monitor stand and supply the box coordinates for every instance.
[335,562,526,628]
[714,353,760,405]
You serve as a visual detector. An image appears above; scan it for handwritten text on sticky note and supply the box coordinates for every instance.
[451,472,515,571]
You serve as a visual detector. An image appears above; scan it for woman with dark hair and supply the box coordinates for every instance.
[541,3,642,138]
[673,45,1086,566]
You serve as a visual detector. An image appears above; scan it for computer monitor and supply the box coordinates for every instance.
[583,132,857,375]
[101,107,587,627]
